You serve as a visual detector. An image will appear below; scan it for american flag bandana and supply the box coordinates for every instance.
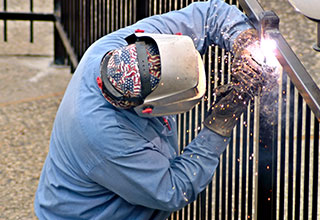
[100,43,161,109]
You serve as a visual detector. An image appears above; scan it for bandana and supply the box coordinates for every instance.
[100,43,161,108]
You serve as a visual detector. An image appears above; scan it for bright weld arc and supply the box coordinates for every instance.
[260,38,279,67]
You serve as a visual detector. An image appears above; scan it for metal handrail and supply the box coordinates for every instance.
[239,0,320,122]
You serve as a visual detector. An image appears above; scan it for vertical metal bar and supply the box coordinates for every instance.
[115,0,119,31]
[245,101,251,220]
[71,0,75,58]
[314,119,320,220]
[96,0,100,39]
[68,0,73,69]
[54,0,66,65]
[308,113,315,219]
[292,88,299,220]
[30,0,33,42]
[276,70,283,220]
[136,0,149,21]
[207,47,214,220]
[232,126,240,219]
[111,0,115,32]
[132,0,136,23]
[106,0,110,34]
[294,94,303,220]
[241,108,249,220]
[252,96,260,220]
[238,115,244,220]
[303,106,311,220]
[284,75,291,220]
[231,127,237,220]
[128,0,132,25]
[3,0,7,41]
[299,100,307,220]
[75,0,79,60]
[93,0,96,42]
[80,0,84,58]
[188,108,195,220]
[280,70,288,220]
[221,49,230,220]
[85,0,90,48]
[82,0,86,56]
[101,0,105,36]
[287,80,295,220]
[120,0,125,28]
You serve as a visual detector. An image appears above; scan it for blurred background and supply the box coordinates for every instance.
[0,0,319,219]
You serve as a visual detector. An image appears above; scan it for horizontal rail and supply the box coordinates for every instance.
[238,0,320,122]
[0,11,55,21]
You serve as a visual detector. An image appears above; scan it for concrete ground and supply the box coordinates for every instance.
[0,1,71,219]
[0,0,319,219]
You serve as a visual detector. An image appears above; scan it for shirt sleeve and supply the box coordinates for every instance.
[87,126,230,212]
[92,0,252,56]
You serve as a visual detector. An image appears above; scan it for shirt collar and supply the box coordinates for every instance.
[120,108,149,131]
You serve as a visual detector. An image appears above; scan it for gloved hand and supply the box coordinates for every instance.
[231,28,267,97]
[204,29,278,137]
[203,84,250,137]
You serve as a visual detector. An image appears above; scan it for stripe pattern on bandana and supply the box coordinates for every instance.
[100,43,161,109]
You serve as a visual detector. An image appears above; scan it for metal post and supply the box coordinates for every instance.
[136,0,149,21]
[54,0,66,65]
[3,0,7,41]
[313,22,320,52]
[30,0,34,42]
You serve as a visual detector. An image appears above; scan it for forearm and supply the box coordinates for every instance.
[169,127,230,205]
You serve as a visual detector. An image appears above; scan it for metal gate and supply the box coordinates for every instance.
[1,0,319,219]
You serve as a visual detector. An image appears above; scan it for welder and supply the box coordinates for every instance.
[34,0,269,219]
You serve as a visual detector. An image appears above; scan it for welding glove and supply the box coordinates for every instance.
[204,83,250,137]
[231,28,267,97]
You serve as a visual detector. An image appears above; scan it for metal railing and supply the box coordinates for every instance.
[0,0,55,42]
[1,0,319,219]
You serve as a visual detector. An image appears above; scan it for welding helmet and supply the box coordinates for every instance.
[99,32,206,117]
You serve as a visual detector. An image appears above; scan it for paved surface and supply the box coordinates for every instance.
[0,1,71,218]
[0,0,319,219]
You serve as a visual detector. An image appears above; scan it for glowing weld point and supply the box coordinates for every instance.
[260,38,279,67]
[261,38,277,54]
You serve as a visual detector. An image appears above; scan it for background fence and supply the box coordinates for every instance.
[1,0,319,219]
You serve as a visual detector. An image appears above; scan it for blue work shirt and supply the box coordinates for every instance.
[34,0,252,219]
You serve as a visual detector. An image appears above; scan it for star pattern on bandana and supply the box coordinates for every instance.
[101,43,161,108]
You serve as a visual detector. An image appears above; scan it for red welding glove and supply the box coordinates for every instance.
[231,29,267,97]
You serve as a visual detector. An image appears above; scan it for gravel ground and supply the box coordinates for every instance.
[0,1,71,218]
[0,0,319,219]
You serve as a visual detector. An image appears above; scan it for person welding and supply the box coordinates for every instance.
[34,0,271,219]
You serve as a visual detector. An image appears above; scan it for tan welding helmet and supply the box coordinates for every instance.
[125,32,206,117]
